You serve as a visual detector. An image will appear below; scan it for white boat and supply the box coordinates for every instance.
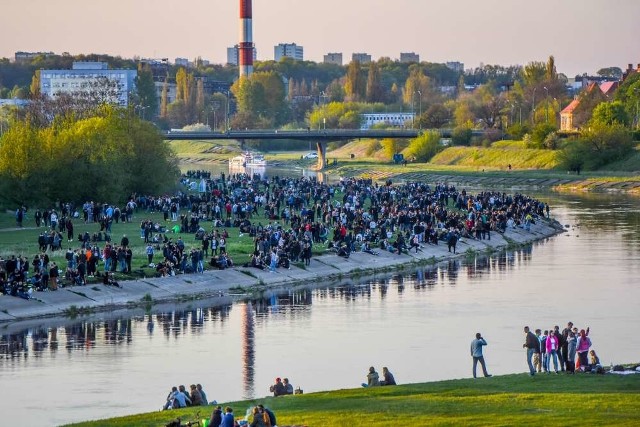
[229,152,267,167]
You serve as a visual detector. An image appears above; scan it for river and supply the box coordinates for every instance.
[1,178,639,426]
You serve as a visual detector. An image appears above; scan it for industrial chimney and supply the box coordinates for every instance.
[239,0,254,78]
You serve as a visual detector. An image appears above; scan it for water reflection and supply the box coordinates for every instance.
[0,245,542,366]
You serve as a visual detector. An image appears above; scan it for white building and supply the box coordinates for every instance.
[360,112,415,130]
[39,62,137,106]
[274,43,303,61]
[323,53,343,66]
[351,53,372,64]
[227,45,257,66]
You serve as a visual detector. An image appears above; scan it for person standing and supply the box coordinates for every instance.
[470,333,492,378]
[523,326,539,376]
[546,327,560,373]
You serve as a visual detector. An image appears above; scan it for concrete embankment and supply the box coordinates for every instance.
[0,219,564,325]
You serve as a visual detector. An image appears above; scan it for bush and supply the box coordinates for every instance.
[403,131,442,162]
[531,123,556,147]
[543,132,560,150]
[365,139,380,156]
[506,123,531,140]
[451,126,472,146]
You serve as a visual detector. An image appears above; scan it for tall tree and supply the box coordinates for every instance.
[29,70,41,99]
[366,61,384,103]
[344,61,366,102]
[135,63,158,119]
[160,78,168,118]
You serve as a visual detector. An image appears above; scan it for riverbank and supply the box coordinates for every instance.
[0,218,564,324]
[66,370,640,426]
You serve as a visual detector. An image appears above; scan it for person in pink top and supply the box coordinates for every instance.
[576,328,592,369]
[545,329,560,373]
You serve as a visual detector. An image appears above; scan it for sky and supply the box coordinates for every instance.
[2,0,639,77]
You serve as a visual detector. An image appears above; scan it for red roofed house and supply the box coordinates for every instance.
[560,81,617,131]
[560,99,581,131]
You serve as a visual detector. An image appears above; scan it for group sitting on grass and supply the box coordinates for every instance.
[163,384,211,410]
[1,173,551,299]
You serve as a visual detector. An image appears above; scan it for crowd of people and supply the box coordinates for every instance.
[523,322,599,375]
[1,172,551,300]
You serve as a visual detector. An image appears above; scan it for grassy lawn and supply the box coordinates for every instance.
[65,372,640,426]
[0,207,328,285]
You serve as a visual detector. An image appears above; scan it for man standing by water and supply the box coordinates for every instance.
[471,332,492,378]
[523,326,539,376]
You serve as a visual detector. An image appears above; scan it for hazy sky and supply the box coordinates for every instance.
[2,0,639,76]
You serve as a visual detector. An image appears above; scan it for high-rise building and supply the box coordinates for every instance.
[323,53,343,66]
[274,43,303,61]
[175,58,189,67]
[14,51,54,63]
[445,61,464,73]
[351,53,372,64]
[227,45,257,66]
[400,52,420,63]
[39,62,136,106]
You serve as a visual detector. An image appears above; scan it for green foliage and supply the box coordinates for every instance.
[506,123,530,140]
[0,106,179,206]
[344,61,366,102]
[307,102,377,129]
[403,131,442,162]
[590,101,629,127]
[417,104,451,128]
[451,126,472,146]
[531,123,556,147]
[134,64,159,119]
[559,123,634,171]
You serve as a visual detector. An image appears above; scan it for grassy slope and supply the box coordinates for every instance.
[65,373,640,426]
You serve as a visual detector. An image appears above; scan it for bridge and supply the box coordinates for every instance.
[163,128,490,169]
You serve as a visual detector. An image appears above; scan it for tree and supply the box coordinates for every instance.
[0,106,178,205]
[404,130,442,162]
[29,70,40,99]
[366,61,384,103]
[135,64,158,119]
[160,78,169,118]
[417,104,451,128]
[591,101,629,127]
[523,61,546,87]
[597,67,623,80]
[344,61,366,102]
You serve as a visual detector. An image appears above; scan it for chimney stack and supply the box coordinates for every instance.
[239,0,254,78]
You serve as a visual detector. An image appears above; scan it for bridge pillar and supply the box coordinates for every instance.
[316,141,327,170]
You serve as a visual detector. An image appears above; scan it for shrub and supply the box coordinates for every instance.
[403,131,442,162]
[451,126,472,146]
[531,123,556,147]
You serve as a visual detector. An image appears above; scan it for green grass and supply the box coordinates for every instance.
[64,372,640,426]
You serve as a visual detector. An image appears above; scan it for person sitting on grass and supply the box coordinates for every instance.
[380,367,397,385]
[362,366,380,387]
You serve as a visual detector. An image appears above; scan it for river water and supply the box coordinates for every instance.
[1,176,640,426]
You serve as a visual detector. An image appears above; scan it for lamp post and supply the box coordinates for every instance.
[543,86,549,124]
[411,91,416,128]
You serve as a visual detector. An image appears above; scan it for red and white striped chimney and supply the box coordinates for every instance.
[239,0,254,78]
